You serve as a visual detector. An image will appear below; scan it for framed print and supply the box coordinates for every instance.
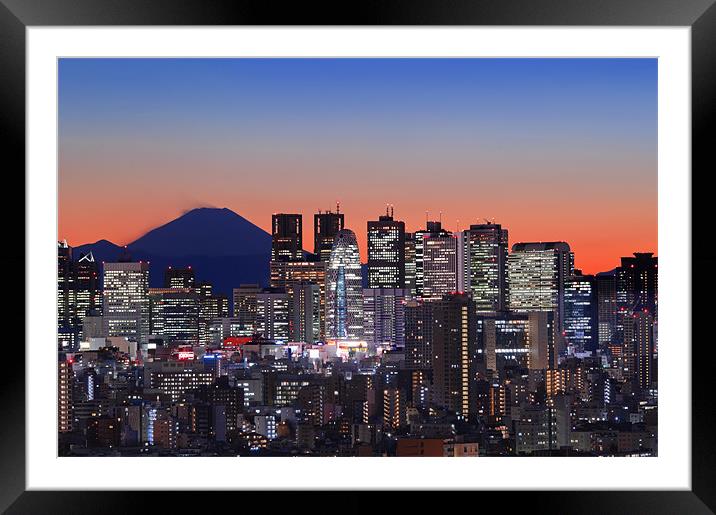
[2,0,714,512]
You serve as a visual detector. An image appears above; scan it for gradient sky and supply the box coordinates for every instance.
[59,58,657,273]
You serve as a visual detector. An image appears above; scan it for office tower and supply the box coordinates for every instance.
[527,311,557,370]
[149,288,200,343]
[326,229,364,341]
[314,207,344,262]
[164,266,196,289]
[414,221,457,299]
[596,271,617,347]
[103,261,150,342]
[58,353,73,433]
[477,311,556,373]
[404,235,417,298]
[478,313,531,374]
[563,271,598,354]
[404,299,434,370]
[459,223,509,312]
[431,294,477,418]
[616,253,658,345]
[286,282,321,343]
[255,289,290,343]
[367,207,405,289]
[508,242,574,339]
[196,282,229,346]
[623,311,655,391]
[362,288,406,348]
[270,260,327,337]
[416,221,457,299]
[57,240,73,326]
[74,251,101,319]
[233,284,262,335]
[271,213,303,262]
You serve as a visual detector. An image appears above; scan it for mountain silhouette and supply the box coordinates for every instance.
[128,207,271,257]
[72,208,273,297]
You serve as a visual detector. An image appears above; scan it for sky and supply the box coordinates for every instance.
[58,58,657,273]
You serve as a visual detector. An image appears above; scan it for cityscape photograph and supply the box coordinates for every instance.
[57,58,657,457]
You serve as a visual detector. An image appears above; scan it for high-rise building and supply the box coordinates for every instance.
[74,251,101,319]
[508,242,573,349]
[57,240,73,332]
[362,288,406,348]
[271,213,303,262]
[404,235,417,298]
[596,271,617,347]
[416,221,457,300]
[477,311,556,373]
[270,260,327,337]
[616,252,658,315]
[404,299,434,370]
[431,294,477,418]
[623,310,655,391]
[149,288,200,343]
[616,253,658,345]
[164,266,196,289]
[232,284,262,335]
[458,223,509,312]
[102,261,150,342]
[256,289,290,343]
[286,282,321,343]
[58,353,73,433]
[563,272,598,354]
[196,282,229,346]
[326,229,364,342]
[367,208,405,289]
[314,207,344,262]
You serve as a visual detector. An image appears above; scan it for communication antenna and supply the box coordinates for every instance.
[336,201,340,214]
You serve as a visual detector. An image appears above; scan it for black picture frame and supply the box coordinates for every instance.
[2,1,713,512]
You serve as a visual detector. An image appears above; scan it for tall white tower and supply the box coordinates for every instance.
[326,229,364,341]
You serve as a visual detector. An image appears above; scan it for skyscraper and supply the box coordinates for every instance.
[508,241,574,323]
[286,282,321,344]
[404,299,434,370]
[149,288,200,343]
[431,294,477,418]
[616,253,658,315]
[256,289,290,343]
[74,251,101,320]
[623,310,655,391]
[325,229,364,342]
[232,284,262,336]
[596,271,617,347]
[421,226,457,300]
[367,207,405,289]
[362,288,406,348]
[314,207,344,262]
[197,282,229,346]
[270,260,327,338]
[458,223,509,312]
[404,235,417,298]
[271,213,303,262]
[102,261,150,343]
[164,266,196,289]
[414,221,450,298]
[563,271,598,354]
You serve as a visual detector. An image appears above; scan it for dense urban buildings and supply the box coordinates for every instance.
[57,209,657,458]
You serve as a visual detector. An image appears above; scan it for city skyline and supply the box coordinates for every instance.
[59,58,657,274]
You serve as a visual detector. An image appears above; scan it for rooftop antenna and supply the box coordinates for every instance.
[386,203,390,217]
[425,211,429,225]
[390,204,394,218]
[336,201,340,214]
[439,211,443,223]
